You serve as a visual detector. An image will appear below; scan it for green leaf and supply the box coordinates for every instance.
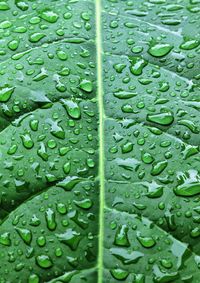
[0,0,200,282]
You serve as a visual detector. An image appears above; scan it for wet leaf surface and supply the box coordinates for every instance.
[0,0,200,282]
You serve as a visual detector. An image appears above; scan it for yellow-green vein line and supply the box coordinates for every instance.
[96,0,105,282]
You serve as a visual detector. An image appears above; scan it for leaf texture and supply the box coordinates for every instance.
[0,0,200,282]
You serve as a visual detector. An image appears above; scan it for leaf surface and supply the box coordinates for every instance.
[0,0,200,282]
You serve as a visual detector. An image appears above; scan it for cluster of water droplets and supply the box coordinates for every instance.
[102,0,200,282]
[0,0,99,282]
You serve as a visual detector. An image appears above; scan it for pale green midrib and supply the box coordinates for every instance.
[96,0,105,283]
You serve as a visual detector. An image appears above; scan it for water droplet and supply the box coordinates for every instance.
[57,176,81,191]
[21,134,34,149]
[30,214,41,226]
[74,198,93,209]
[36,255,53,269]
[110,269,129,280]
[178,119,199,134]
[15,0,29,11]
[191,227,200,238]
[15,227,32,245]
[0,1,10,10]
[0,85,15,102]
[137,233,156,248]
[56,228,82,250]
[114,225,130,247]
[61,99,81,119]
[37,236,46,247]
[141,152,154,164]
[37,142,48,161]
[151,160,168,176]
[147,112,174,126]
[45,208,56,231]
[114,91,137,99]
[180,39,199,50]
[8,39,19,51]
[33,68,48,82]
[29,33,46,43]
[79,79,93,92]
[47,119,65,139]
[121,142,133,153]
[57,203,67,214]
[111,247,144,264]
[40,9,59,23]
[153,265,178,282]
[174,170,200,196]
[129,57,148,75]
[113,63,126,73]
[28,274,40,283]
[57,50,68,61]
[144,181,163,198]
[63,162,71,174]
[0,232,11,246]
[30,119,39,131]
[148,43,173,57]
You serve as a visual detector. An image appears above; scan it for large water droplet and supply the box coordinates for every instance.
[15,227,32,245]
[45,208,56,231]
[147,112,174,126]
[148,43,173,57]
[40,9,59,23]
[61,99,81,119]
[36,255,53,269]
[114,225,130,247]
[174,170,200,196]
[56,228,82,250]
[0,86,15,102]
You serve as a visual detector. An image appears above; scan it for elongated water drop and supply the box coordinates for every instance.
[45,208,56,231]
[148,43,173,57]
[147,112,174,126]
